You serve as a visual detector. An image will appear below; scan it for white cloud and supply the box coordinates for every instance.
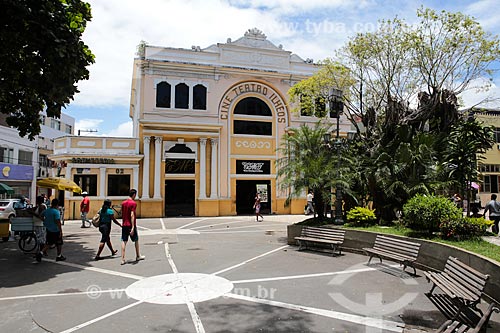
[75,119,102,136]
[70,0,500,118]
[73,0,282,107]
[466,0,500,31]
[459,77,500,109]
[105,121,133,137]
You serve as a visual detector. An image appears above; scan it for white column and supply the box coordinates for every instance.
[209,138,218,199]
[133,166,139,192]
[142,136,151,199]
[153,136,163,199]
[65,164,72,199]
[199,138,207,199]
[99,167,106,198]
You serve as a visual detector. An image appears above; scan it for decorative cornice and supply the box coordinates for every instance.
[244,28,267,40]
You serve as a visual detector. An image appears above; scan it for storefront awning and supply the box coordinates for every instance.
[36,177,82,194]
[0,182,14,195]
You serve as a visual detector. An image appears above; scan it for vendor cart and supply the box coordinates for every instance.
[10,215,43,253]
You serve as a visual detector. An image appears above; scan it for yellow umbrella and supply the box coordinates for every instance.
[36,177,82,194]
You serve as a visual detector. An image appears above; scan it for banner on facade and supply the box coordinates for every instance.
[0,163,34,181]
[236,160,270,174]
[256,184,268,203]
[165,159,195,174]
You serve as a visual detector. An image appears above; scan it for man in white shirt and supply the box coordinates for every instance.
[484,193,500,235]
[306,190,314,215]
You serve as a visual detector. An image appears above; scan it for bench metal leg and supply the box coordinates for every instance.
[402,262,417,276]
[330,244,341,256]
[429,283,437,294]
[367,255,382,265]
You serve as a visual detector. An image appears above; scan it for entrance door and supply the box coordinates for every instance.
[236,180,271,215]
[165,180,195,217]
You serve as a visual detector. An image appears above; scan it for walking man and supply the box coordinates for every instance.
[120,189,145,265]
[80,191,90,228]
[306,190,314,215]
[484,193,500,235]
[36,198,65,262]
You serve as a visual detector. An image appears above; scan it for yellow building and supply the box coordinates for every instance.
[50,29,351,219]
[131,29,352,217]
[50,136,142,220]
[475,109,500,204]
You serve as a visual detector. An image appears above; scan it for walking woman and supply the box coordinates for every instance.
[253,192,264,222]
[95,199,122,260]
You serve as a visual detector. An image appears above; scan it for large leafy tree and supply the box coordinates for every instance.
[0,0,95,139]
[343,8,499,218]
[288,7,500,222]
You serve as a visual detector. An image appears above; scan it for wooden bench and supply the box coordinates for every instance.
[294,226,345,256]
[362,235,421,275]
[436,302,499,333]
[424,256,489,319]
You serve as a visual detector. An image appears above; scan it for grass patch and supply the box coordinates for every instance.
[434,238,500,263]
[342,225,500,263]
[297,217,337,226]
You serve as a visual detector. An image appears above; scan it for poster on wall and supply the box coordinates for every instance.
[256,184,268,203]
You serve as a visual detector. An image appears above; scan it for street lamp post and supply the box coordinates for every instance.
[325,89,344,224]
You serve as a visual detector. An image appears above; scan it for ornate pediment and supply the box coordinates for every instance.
[227,28,285,52]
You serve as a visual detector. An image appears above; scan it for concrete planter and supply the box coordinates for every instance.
[287,224,500,302]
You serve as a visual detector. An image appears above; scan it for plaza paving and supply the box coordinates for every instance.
[0,215,499,333]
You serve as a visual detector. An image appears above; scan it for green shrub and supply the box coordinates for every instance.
[440,217,493,240]
[346,207,377,226]
[402,194,462,233]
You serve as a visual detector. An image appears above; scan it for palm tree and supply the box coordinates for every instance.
[276,122,336,219]
[443,116,494,214]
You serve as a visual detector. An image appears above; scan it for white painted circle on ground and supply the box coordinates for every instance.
[125,273,233,304]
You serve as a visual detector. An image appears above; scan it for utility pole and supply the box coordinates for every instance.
[77,129,98,136]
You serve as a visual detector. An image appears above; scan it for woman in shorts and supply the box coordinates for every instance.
[95,199,122,260]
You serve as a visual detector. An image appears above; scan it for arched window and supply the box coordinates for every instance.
[156,82,171,108]
[175,83,189,109]
[233,97,272,136]
[234,97,272,116]
[193,84,207,110]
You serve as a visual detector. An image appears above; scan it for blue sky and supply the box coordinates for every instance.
[65,0,500,137]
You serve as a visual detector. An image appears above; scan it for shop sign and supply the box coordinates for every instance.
[166,159,195,174]
[71,158,115,164]
[236,160,270,174]
[220,82,286,123]
[0,163,34,180]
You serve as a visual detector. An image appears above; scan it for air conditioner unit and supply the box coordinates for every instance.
[40,168,48,178]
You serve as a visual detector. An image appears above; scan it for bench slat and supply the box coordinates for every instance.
[363,235,421,275]
[444,265,487,299]
[437,302,499,333]
[449,256,489,279]
[375,235,422,247]
[372,244,419,259]
[295,227,345,256]
[365,248,415,262]
[295,237,342,244]
[426,256,490,320]
[425,272,477,301]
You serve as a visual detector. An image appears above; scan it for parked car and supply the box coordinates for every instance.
[0,199,20,220]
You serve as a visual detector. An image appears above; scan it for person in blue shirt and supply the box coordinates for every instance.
[13,196,28,209]
[94,199,122,261]
[36,198,65,262]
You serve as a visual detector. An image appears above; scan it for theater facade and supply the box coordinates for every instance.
[50,29,351,219]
